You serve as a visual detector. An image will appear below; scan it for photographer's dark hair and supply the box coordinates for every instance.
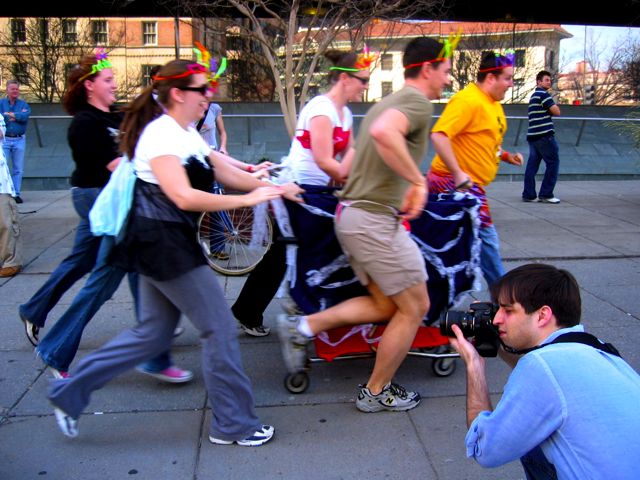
[491,263,581,328]
[403,37,445,79]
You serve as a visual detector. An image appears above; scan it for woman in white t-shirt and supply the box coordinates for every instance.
[48,59,302,446]
[232,50,370,336]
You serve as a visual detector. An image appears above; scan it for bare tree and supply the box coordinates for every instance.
[177,0,446,137]
[0,18,125,103]
[449,23,562,104]
[560,29,639,106]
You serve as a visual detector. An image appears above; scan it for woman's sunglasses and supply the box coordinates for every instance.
[347,73,369,85]
[177,84,213,95]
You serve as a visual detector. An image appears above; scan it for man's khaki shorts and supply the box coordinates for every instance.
[335,205,427,297]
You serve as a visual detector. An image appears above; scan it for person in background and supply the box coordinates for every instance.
[29,51,190,382]
[1,80,31,204]
[48,57,302,445]
[522,70,562,204]
[0,112,22,277]
[198,101,228,155]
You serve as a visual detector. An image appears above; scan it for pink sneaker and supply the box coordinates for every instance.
[136,365,194,384]
[49,367,70,379]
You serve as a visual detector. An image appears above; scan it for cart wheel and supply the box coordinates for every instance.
[432,357,457,377]
[284,372,309,394]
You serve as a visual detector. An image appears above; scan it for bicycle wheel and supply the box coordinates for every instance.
[197,206,273,276]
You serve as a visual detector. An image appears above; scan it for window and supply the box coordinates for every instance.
[11,19,26,43]
[513,78,525,97]
[381,81,393,97]
[546,50,555,70]
[141,64,160,87]
[142,22,157,45]
[226,35,243,51]
[64,63,77,79]
[380,53,393,71]
[91,20,108,44]
[63,19,77,44]
[39,19,49,42]
[12,63,28,85]
[515,49,525,68]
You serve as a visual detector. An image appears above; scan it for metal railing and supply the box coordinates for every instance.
[29,114,640,149]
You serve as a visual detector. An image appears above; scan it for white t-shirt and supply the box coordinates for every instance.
[287,95,353,185]
[134,114,212,184]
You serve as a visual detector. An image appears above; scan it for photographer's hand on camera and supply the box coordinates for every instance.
[450,324,485,371]
[450,324,493,428]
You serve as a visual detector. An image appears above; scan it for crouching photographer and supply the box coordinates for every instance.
[446,263,640,479]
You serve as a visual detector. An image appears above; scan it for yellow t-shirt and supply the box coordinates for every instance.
[430,83,506,186]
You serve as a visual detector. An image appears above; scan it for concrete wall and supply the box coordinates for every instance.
[17,103,640,191]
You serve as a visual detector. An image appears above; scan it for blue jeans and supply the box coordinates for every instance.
[479,225,504,287]
[521,446,558,480]
[523,135,560,200]
[35,236,172,372]
[3,135,26,196]
[19,187,102,327]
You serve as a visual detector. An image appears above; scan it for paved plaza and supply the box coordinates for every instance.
[1,180,639,479]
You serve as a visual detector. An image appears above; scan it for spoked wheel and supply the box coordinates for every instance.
[198,207,273,276]
[284,371,310,394]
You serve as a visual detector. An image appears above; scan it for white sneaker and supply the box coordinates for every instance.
[54,407,79,438]
[209,424,274,446]
[539,197,560,204]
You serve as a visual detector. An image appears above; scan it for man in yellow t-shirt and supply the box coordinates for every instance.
[428,51,523,286]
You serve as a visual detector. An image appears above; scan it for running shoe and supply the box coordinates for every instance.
[356,382,421,412]
[209,425,274,447]
[50,367,70,379]
[53,407,79,438]
[136,365,194,384]
[276,314,310,373]
[240,324,271,337]
[19,310,39,346]
[539,197,561,204]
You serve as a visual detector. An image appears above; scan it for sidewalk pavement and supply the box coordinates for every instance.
[1,180,639,480]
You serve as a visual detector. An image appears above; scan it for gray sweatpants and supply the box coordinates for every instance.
[48,265,261,441]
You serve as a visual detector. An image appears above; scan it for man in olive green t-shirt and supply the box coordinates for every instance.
[278,37,452,412]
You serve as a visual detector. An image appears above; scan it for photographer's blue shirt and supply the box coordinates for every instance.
[466,325,640,479]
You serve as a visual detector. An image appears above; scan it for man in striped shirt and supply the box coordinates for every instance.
[522,71,561,204]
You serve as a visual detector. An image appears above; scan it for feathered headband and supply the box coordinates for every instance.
[78,48,113,82]
[329,46,378,73]
[479,49,515,73]
[404,30,462,70]
[152,42,227,91]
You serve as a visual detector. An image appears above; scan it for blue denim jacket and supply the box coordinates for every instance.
[0,97,31,136]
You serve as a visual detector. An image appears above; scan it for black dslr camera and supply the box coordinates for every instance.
[440,302,500,357]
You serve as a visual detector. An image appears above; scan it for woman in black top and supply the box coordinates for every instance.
[20,52,190,382]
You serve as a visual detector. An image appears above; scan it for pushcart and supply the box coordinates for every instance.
[280,186,482,393]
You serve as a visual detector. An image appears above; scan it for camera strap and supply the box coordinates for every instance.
[503,332,621,358]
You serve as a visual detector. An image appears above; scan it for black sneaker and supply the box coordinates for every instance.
[356,382,421,412]
[13,196,23,204]
[240,324,271,337]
